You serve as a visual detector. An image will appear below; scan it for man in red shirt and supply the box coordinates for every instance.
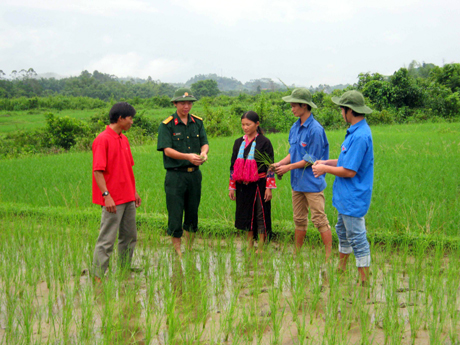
[92,102,141,282]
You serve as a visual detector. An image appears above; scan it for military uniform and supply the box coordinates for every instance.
[157,111,208,238]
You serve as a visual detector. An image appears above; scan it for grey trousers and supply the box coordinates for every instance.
[92,201,137,278]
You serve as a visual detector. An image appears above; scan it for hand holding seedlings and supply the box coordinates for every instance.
[268,164,283,180]
[256,150,282,180]
[189,154,205,166]
[274,163,290,177]
[312,162,327,177]
[199,152,208,163]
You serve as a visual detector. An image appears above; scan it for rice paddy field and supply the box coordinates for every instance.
[0,106,198,134]
[1,121,460,344]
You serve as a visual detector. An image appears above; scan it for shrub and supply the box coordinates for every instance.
[133,111,158,136]
[263,105,293,133]
[201,104,236,137]
[366,109,395,125]
[45,113,90,150]
[230,103,246,117]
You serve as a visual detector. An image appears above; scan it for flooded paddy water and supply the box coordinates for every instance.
[1,217,459,345]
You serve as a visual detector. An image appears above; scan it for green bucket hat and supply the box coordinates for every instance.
[331,90,373,114]
[282,88,317,109]
[171,88,197,102]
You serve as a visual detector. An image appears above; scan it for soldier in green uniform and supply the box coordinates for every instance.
[157,88,209,257]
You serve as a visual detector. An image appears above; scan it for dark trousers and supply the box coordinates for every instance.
[165,169,202,238]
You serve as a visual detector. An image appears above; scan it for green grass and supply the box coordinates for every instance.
[0,105,218,134]
[1,121,460,344]
[0,122,459,239]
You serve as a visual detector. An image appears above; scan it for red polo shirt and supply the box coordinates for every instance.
[92,126,136,206]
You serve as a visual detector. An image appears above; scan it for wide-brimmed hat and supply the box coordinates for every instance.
[171,88,197,102]
[282,88,317,109]
[331,90,373,114]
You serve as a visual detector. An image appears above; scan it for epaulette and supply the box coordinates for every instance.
[162,116,173,124]
[191,114,203,121]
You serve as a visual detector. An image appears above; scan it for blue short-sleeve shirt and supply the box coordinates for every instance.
[333,119,374,217]
[288,115,329,193]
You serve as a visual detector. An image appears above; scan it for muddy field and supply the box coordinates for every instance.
[1,225,458,344]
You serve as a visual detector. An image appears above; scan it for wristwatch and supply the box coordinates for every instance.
[102,191,110,197]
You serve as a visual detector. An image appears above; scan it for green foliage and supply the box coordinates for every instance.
[254,93,268,122]
[185,73,245,92]
[200,100,237,137]
[191,79,220,99]
[390,68,423,108]
[132,111,159,136]
[230,102,246,117]
[263,104,293,133]
[407,60,436,79]
[362,80,392,110]
[423,81,460,118]
[45,113,90,150]
[429,63,460,93]
[2,61,460,158]
[0,95,106,111]
[314,108,346,129]
[356,72,387,90]
[366,109,395,125]
[0,70,175,100]
[88,109,110,131]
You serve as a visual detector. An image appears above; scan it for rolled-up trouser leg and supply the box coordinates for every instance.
[292,190,308,231]
[118,201,137,269]
[307,191,331,233]
[336,213,371,267]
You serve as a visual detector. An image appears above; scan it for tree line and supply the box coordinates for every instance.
[0,69,338,101]
[0,61,459,159]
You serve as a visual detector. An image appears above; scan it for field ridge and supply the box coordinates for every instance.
[2,202,459,250]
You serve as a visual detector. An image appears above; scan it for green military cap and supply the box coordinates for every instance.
[171,88,197,102]
[282,88,317,109]
[331,90,373,114]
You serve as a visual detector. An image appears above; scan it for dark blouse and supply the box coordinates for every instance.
[230,134,274,176]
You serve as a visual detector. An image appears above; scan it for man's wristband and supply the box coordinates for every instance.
[102,191,110,197]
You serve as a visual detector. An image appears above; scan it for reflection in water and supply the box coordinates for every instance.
[1,234,432,345]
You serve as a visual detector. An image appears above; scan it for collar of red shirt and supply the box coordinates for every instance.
[105,125,123,138]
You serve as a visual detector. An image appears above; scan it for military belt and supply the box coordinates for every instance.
[168,166,199,173]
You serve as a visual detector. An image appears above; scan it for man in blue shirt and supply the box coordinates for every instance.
[274,88,332,260]
[312,90,373,287]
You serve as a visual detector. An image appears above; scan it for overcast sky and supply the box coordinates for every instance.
[1,0,459,86]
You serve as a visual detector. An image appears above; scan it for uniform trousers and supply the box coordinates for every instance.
[165,169,202,238]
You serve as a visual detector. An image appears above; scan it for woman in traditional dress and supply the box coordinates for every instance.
[228,111,277,252]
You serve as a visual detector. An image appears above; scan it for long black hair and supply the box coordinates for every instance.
[241,111,264,135]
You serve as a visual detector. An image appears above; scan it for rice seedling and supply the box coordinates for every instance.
[2,189,460,344]
[1,122,460,240]
[268,284,285,344]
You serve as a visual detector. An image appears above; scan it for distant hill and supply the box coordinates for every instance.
[0,68,349,99]
[36,72,67,80]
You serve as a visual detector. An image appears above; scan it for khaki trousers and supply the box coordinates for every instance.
[92,201,137,278]
[292,190,330,233]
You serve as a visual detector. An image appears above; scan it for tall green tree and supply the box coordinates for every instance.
[190,79,220,99]
[429,63,460,93]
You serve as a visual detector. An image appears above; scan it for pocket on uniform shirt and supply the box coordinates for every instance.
[172,134,185,149]
[189,129,200,141]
